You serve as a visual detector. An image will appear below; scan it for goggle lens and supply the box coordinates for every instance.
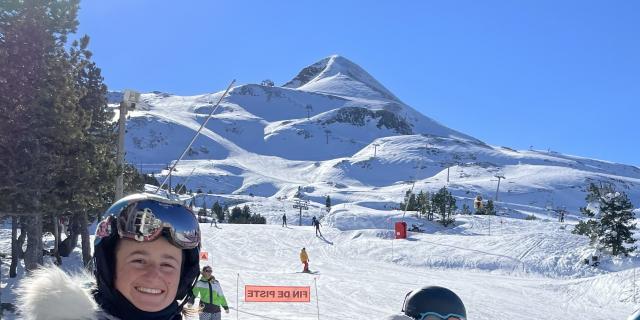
[96,194,200,250]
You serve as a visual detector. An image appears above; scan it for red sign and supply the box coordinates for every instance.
[245,285,311,302]
[199,251,209,261]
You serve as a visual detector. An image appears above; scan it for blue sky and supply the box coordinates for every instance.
[77,1,639,166]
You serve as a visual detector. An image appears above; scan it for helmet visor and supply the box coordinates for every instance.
[101,194,200,250]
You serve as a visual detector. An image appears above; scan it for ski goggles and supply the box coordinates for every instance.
[417,312,466,320]
[96,193,201,249]
[402,290,466,320]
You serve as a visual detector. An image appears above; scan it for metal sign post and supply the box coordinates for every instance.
[115,89,140,201]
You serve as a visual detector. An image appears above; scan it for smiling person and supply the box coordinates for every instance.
[18,193,202,320]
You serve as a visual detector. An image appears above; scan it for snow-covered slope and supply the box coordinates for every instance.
[112,55,639,221]
[3,214,637,319]
[2,55,638,320]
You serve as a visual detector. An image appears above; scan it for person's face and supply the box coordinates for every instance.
[114,237,182,312]
[202,268,212,279]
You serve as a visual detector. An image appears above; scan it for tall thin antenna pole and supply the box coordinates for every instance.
[156,79,236,194]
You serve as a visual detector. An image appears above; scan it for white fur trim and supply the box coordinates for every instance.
[17,266,100,320]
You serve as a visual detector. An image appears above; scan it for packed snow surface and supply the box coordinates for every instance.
[2,208,639,319]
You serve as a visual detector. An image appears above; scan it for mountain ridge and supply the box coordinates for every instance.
[111,55,639,218]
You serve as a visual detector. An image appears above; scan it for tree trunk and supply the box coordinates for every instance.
[79,211,92,268]
[16,221,26,259]
[10,216,19,278]
[23,214,43,271]
[59,214,80,257]
[52,214,62,265]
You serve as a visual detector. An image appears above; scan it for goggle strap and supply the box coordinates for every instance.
[401,290,411,313]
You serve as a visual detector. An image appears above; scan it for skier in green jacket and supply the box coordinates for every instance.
[192,266,229,320]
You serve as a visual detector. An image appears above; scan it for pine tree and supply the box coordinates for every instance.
[426,191,434,221]
[598,191,636,256]
[249,213,267,224]
[573,183,637,257]
[229,207,241,223]
[401,190,417,211]
[198,200,208,222]
[242,204,251,217]
[574,183,603,243]
[461,203,471,215]
[222,205,230,222]
[229,206,248,224]
[63,35,118,266]
[124,164,146,194]
[0,0,87,271]
[485,200,496,215]
[416,191,430,218]
[400,190,411,210]
[432,187,457,226]
[325,195,332,212]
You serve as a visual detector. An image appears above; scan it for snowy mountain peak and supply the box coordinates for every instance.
[283,55,400,101]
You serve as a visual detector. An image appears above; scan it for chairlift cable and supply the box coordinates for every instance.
[156,79,236,194]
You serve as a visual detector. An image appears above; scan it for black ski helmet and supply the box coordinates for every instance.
[402,286,467,320]
[92,194,201,302]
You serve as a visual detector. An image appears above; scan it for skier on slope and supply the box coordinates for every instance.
[210,214,218,227]
[384,286,467,320]
[312,216,322,236]
[300,247,310,273]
